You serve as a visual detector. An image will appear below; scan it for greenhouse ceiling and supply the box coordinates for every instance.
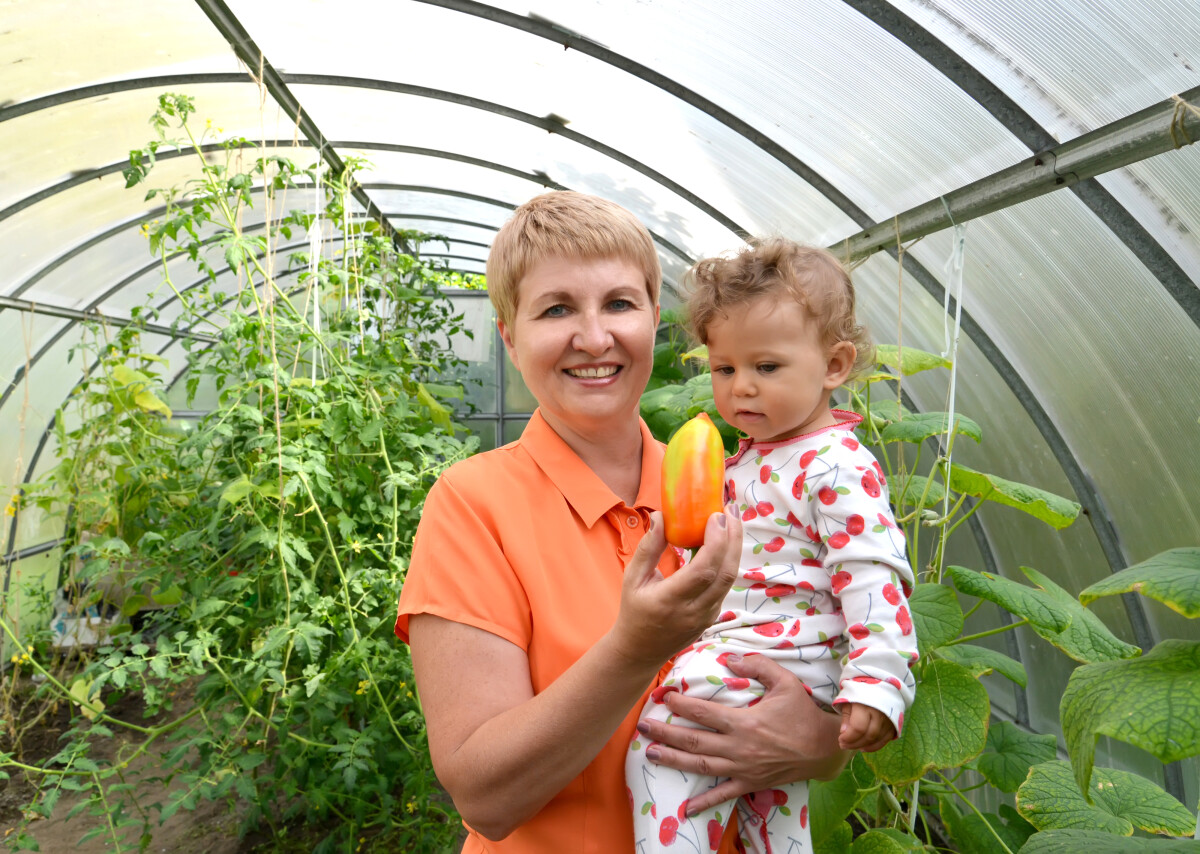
[2,0,1199,801]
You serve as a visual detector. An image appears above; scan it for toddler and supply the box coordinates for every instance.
[627,239,918,853]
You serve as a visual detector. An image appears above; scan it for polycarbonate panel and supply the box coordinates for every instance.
[1098,153,1200,288]
[0,313,71,523]
[1,549,62,663]
[911,197,1199,572]
[394,219,497,248]
[502,417,530,445]
[503,357,537,415]
[463,418,498,453]
[297,88,744,259]
[892,0,1200,140]
[0,83,304,212]
[4,0,237,106]
[371,188,511,230]
[473,0,1029,220]
[441,295,499,415]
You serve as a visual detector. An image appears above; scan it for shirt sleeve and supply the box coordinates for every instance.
[395,470,532,651]
[806,449,919,735]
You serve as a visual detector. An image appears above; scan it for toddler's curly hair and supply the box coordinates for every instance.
[685,237,875,380]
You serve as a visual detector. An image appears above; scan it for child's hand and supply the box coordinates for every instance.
[838,702,896,752]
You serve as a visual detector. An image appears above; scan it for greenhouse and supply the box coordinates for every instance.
[2,0,1199,851]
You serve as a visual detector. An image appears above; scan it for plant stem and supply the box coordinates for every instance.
[936,770,1014,854]
[946,619,1028,645]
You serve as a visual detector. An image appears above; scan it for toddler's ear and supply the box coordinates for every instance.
[824,341,857,389]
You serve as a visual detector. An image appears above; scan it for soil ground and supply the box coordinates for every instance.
[0,677,394,854]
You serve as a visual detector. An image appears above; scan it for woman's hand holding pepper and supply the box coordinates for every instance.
[608,508,742,671]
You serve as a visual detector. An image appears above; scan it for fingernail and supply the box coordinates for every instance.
[716,513,727,528]
[725,653,742,666]
[685,804,700,817]
[636,721,650,735]
[646,746,661,761]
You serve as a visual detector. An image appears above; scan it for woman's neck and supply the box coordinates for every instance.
[543,413,645,506]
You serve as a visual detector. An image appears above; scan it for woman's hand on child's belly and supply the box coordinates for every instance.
[635,651,849,814]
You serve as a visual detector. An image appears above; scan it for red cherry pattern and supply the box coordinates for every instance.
[659,815,678,844]
[707,819,724,850]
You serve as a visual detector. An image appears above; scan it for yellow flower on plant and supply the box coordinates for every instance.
[406,800,417,814]
[350,540,362,554]
[9,654,18,664]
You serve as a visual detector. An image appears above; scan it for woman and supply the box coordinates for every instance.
[395,192,847,852]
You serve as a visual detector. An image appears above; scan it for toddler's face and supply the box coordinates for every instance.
[706,296,846,443]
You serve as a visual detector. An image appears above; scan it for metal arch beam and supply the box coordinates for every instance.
[191,0,401,247]
[0,251,321,561]
[2,137,696,294]
[408,0,865,222]
[0,74,250,123]
[2,73,750,245]
[421,253,487,266]
[359,183,696,271]
[843,0,1200,331]
[279,74,750,241]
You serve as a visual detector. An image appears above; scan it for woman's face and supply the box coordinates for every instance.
[498,255,659,441]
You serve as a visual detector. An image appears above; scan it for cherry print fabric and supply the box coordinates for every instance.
[627,411,917,853]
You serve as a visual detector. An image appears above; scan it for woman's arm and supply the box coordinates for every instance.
[409,510,741,840]
[635,651,851,815]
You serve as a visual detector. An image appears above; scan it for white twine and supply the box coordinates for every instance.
[309,164,324,384]
[941,221,967,515]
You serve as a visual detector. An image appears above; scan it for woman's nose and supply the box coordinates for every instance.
[572,313,614,354]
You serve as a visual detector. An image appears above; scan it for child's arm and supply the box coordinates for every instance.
[839,702,895,752]
[806,451,919,741]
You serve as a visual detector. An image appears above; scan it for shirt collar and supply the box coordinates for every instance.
[520,409,664,527]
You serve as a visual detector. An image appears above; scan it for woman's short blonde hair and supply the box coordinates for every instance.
[686,237,875,380]
[486,192,662,328]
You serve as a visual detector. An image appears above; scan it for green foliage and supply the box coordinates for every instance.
[1079,548,1200,617]
[1018,830,1200,853]
[939,798,1036,854]
[970,722,1057,794]
[2,94,473,852]
[639,327,1200,852]
[1060,640,1200,797]
[1016,761,1195,836]
[865,661,991,786]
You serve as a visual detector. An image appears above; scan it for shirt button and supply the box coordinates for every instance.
[626,515,639,528]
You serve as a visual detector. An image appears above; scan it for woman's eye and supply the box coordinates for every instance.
[543,305,568,318]
[608,298,634,311]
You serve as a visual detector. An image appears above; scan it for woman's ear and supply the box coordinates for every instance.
[823,341,857,390]
[497,319,520,372]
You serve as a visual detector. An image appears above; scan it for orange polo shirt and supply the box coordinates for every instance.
[396,410,740,854]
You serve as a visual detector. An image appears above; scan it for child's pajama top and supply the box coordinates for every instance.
[628,411,918,853]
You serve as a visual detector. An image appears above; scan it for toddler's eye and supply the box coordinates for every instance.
[714,366,734,376]
[758,363,778,373]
